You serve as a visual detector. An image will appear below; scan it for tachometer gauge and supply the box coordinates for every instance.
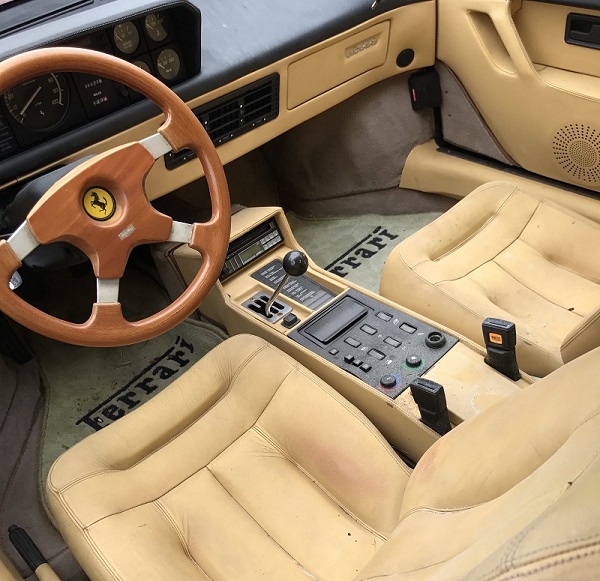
[113,21,140,55]
[156,48,180,81]
[133,60,152,75]
[3,74,69,132]
[144,13,169,42]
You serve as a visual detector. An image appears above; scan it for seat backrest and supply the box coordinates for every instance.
[355,346,600,580]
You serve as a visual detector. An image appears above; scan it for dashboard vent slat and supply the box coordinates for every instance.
[165,73,279,170]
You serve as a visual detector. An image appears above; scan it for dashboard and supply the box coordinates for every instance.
[0,0,432,198]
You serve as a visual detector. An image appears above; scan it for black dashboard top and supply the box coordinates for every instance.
[0,0,425,185]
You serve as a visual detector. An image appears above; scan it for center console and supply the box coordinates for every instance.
[290,289,457,399]
[168,206,532,461]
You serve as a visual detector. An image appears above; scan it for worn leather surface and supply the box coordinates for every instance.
[380,181,600,377]
[47,335,410,581]
[48,334,600,580]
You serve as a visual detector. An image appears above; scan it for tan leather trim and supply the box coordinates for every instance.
[402,140,600,223]
[0,550,20,581]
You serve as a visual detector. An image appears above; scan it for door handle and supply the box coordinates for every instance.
[566,13,600,49]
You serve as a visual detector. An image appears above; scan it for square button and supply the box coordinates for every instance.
[361,324,377,336]
[344,355,355,364]
[360,363,372,372]
[368,349,386,361]
[329,348,339,356]
[400,322,417,334]
[344,337,361,348]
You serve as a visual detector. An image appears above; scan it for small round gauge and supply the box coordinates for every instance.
[113,21,140,55]
[144,13,168,42]
[133,60,152,75]
[156,48,181,81]
[3,74,69,132]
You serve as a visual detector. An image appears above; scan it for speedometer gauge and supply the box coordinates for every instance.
[3,73,69,132]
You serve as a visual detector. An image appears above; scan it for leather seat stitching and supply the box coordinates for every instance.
[50,491,122,581]
[52,343,270,493]
[205,467,320,579]
[432,186,519,263]
[577,405,600,430]
[60,367,298,530]
[425,199,542,284]
[398,252,562,368]
[252,423,388,540]
[562,309,600,351]
[491,259,580,315]
[154,499,212,580]
[518,238,600,285]
[486,544,600,581]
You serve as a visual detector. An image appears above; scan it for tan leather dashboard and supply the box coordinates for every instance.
[1,2,435,199]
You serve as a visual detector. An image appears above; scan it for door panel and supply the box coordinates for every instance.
[514,2,600,77]
[438,0,600,191]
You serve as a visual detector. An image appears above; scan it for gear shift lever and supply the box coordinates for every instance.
[264,250,308,318]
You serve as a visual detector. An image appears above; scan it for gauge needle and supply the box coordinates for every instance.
[20,85,42,117]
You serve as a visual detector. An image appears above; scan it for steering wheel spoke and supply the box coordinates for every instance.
[96,278,120,304]
[7,222,39,261]
[168,221,194,244]
[139,133,173,160]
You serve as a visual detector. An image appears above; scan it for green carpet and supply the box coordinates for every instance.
[287,212,442,293]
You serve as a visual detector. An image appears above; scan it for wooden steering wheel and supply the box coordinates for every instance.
[0,48,231,347]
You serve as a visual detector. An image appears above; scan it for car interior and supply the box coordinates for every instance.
[0,0,599,579]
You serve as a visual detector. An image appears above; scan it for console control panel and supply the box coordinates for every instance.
[289,289,458,398]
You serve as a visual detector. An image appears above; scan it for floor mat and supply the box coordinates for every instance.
[287,212,442,293]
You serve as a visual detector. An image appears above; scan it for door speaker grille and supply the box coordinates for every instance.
[553,124,600,183]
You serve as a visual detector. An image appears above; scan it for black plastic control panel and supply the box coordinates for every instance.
[289,289,458,399]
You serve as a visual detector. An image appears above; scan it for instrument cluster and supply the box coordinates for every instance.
[0,8,197,161]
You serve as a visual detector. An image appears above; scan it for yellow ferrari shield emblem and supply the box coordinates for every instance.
[82,187,116,221]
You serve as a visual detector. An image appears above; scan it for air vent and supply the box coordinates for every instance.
[165,74,279,170]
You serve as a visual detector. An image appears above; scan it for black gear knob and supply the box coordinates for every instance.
[263,250,309,319]
[283,250,308,277]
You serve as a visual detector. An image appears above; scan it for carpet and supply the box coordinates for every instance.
[287,212,442,293]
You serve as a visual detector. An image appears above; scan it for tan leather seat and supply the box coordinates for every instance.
[380,181,600,377]
[48,334,600,580]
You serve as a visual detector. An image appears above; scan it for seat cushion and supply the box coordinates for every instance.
[47,335,411,581]
[380,181,600,376]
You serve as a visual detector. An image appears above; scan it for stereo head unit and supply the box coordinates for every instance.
[220,219,283,281]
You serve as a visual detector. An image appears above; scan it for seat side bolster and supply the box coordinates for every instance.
[561,307,600,365]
